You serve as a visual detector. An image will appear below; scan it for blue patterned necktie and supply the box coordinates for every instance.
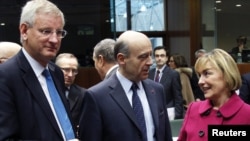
[131,83,147,141]
[42,69,75,140]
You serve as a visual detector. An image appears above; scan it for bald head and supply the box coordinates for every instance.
[117,30,151,46]
[0,42,22,64]
[114,30,153,82]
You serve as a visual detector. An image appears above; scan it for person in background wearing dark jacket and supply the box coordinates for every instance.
[149,46,183,119]
[190,49,207,101]
[230,35,248,62]
[55,53,86,137]
[239,72,250,104]
[92,38,118,80]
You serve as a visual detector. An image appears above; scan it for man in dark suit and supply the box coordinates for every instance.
[0,0,77,140]
[79,31,173,141]
[149,46,183,119]
[55,53,86,137]
[239,72,250,104]
[92,38,118,80]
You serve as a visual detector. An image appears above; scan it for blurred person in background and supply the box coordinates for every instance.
[230,35,248,62]
[0,41,22,64]
[168,54,195,109]
[149,46,183,120]
[92,38,118,80]
[55,53,86,137]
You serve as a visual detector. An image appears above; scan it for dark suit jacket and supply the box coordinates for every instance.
[239,73,250,104]
[190,67,205,100]
[68,84,86,133]
[0,51,76,140]
[149,66,183,119]
[79,74,173,141]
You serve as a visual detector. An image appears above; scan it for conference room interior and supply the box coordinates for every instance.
[0,0,250,88]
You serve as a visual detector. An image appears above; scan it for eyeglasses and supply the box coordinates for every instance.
[61,68,78,75]
[38,29,67,38]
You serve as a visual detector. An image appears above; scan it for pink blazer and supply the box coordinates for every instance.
[177,93,250,141]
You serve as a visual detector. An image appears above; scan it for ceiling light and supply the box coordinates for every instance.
[140,5,147,12]
[236,4,242,7]
[215,0,222,4]
[123,12,127,18]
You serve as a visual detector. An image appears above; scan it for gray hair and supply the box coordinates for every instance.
[93,38,116,63]
[114,40,130,60]
[20,0,65,42]
[195,49,207,58]
[55,53,79,67]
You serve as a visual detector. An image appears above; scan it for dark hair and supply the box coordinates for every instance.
[114,41,129,60]
[171,54,188,68]
[236,36,247,44]
[153,46,169,57]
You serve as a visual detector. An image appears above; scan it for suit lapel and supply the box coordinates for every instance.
[108,75,160,133]
[142,80,160,130]
[68,86,79,110]
[18,52,63,137]
[108,76,141,131]
[148,68,156,80]
[160,66,170,83]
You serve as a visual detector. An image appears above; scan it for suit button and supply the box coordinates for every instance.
[217,111,222,117]
[204,110,210,116]
[199,130,205,137]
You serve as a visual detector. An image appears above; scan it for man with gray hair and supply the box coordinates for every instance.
[0,41,22,64]
[55,53,86,138]
[194,49,207,59]
[92,38,118,80]
[0,0,78,140]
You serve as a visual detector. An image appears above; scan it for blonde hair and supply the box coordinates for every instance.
[195,48,241,91]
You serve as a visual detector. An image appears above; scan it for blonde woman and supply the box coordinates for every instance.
[177,48,250,141]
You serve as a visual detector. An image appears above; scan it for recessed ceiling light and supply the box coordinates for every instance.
[216,0,222,4]
[140,5,147,12]
[0,23,5,26]
[236,4,242,7]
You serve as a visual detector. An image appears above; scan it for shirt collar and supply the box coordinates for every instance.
[198,93,244,118]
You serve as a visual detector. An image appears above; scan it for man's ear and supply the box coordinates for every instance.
[98,55,105,67]
[20,23,29,40]
[117,53,125,65]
